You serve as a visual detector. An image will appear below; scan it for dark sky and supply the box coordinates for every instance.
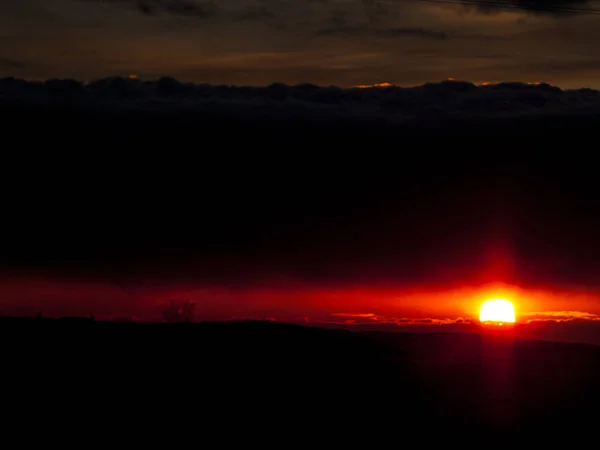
[2,0,600,88]
[1,104,599,324]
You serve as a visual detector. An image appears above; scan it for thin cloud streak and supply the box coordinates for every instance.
[522,310,600,321]
[79,0,218,17]
[327,312,472,325]
[315,26,449,40]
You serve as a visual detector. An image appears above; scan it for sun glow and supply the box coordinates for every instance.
[479,299,516,323]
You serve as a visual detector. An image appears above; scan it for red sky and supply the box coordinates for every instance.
[1,274,598,324]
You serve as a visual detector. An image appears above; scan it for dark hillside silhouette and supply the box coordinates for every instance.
[1,318,598,442]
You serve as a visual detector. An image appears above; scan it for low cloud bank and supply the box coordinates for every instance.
[327,312,470,325]
[2,76,600,121]
[522,310,600,321]
[320,311,600,345]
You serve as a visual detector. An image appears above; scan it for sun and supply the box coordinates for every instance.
[479,298,516,323]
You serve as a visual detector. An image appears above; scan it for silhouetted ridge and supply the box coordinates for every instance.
[2,319,599,441]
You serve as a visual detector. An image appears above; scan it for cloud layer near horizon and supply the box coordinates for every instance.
[321,310,600,345]
[2,76,600,120]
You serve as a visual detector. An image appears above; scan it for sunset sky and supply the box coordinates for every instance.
[2,2,600,340]
[2,147,600,327]
[2,276,599,324]
[2,0,600,88]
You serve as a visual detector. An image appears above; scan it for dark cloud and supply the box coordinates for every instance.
[79,0,299,27]
[361,0,390,26]
[3,76,599,121]
[233,6,276,22]
[82,0,218,18]
[307,0,600,22]
[230,5,287,29]
[377,27,448,39]
[161,0,216,17]
[316,25,448,40]
[458,0,598,16]
[0,57,27,69]
[500,58,600,75]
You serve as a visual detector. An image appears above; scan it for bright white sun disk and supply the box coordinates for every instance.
[479,299,516,323]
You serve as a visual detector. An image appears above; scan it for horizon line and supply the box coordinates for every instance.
[2,75,585,92]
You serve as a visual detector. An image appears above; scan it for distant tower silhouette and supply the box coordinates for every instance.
[161,300,195,323]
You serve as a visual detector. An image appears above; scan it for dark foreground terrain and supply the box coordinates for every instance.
[2,318,598,443]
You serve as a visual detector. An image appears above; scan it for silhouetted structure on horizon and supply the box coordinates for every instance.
[161,300,195,323]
